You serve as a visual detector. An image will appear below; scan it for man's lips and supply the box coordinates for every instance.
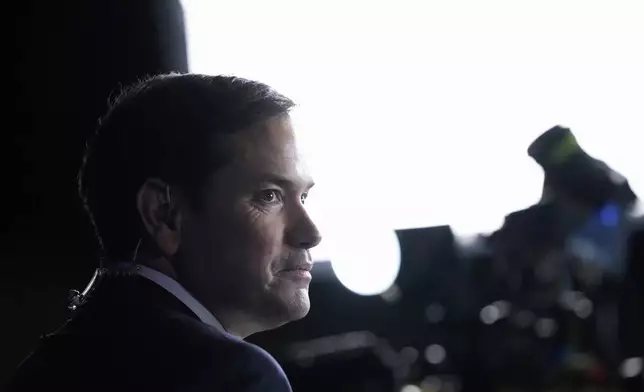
[279,260,313,273]
[277,263,313,280]
[294,263,313,272]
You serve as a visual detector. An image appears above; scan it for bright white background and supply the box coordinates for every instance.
[181,0,644,265]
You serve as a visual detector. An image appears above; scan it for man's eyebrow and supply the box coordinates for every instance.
[255,173,315,190]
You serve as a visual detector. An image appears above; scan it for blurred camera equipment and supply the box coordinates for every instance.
[462,125,639,390]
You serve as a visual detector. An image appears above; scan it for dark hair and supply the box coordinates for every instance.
[78,73,295,261]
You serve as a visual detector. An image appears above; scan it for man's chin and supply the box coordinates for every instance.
[285,289,311,320]
[256,288,310,331]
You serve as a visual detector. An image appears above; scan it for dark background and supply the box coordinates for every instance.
[5,0,188,382]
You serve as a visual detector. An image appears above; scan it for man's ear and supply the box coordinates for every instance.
[136,178,183,258]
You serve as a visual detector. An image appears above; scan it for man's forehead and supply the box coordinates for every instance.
[249,171,315,190]
[224,116,314,187]
[233,158,315,190]
[233,116,298,157]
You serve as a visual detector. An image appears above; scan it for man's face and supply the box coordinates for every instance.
[175,115,321,334]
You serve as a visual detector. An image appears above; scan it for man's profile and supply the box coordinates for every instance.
[8,73,322,391]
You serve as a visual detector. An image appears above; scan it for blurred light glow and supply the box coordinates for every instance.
[494,300,511,318]
[599,203,620,227]
[182,0,644,251]
[480,301,510,325]
[480,305,501,325]
[326,218,401,295]
[421,376,443,392]
[400,385,422,392]
[380,284,403,303]
[400,346,419,364]
[425,302,445,323]
[425,344,446,364]
[535,318,558,338]
[574,298,594,319]
[620,357,643,378]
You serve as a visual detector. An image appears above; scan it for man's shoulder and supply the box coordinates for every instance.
[8,275,292,392]
[133,314,291,391]
[168,316,291,389]
[194,338,292,391]
[9,312,291,392]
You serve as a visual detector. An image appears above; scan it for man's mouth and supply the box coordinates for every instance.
[277,263,313,281]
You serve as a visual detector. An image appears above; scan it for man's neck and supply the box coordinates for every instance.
[136,255,263,339]
[213,308,277,339]
[138,255,179,281]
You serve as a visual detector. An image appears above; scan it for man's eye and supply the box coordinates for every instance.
[257,189,282,204]
[301,192,308,204]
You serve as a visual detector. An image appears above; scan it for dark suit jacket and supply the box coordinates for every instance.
[7,271,293,391]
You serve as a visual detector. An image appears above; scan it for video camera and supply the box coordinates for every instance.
[465,125,640,389]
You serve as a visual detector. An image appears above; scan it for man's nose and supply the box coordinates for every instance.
[287,209,322,250]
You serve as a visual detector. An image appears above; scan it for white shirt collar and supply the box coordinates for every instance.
[133,264,225,332]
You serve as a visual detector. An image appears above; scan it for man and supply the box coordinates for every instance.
[8,73,322,391]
